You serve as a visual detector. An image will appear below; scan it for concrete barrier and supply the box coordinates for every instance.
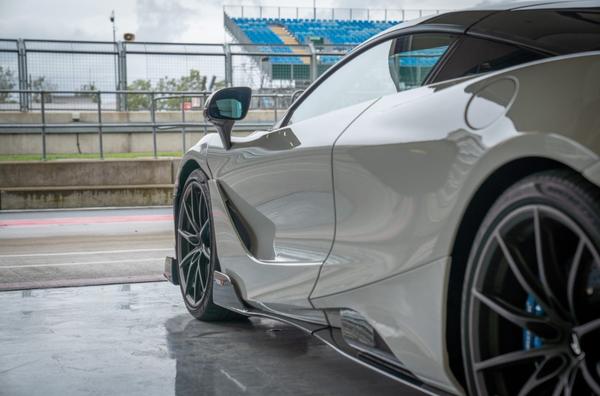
[0,158,181,209]
[1,185,174,210]
[0,158,179,187]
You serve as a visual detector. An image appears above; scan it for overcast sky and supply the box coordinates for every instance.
[0,0,497,43]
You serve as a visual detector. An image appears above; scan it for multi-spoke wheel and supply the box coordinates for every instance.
[462,170,600,396]
[176,169,242,321]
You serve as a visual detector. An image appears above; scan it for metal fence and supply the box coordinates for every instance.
[0,38,351,112]
[0,89,295,160]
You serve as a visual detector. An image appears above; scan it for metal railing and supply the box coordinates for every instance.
[0,89,294,160]
[223,5,451,21]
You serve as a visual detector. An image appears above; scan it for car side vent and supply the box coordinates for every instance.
[339,309,399,364]
[340,309,376,348]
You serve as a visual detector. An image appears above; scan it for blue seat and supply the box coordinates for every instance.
[231,17,400,65]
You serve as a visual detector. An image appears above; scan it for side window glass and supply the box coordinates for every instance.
[388,34,454,90]
[288,33,455,125]
[433,37,547,82]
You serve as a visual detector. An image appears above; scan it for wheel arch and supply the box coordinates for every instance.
[174,157,210,218]
[445,156,571,388]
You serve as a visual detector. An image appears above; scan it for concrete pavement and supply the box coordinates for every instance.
[0,282,420,396]
[0,207,174,290]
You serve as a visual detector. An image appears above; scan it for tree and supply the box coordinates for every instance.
[126,69,225,111]
[30,76,56,103]
[125,79,152,110]
[154,69,208,110]
[0,66,16,103]
[76,82,99,103]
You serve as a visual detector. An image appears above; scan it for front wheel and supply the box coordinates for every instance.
[462,170,600,396]
[176,169,242,321]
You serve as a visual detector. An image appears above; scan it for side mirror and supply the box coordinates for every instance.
[204,87,252,150]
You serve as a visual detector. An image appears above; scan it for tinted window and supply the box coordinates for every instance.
[433,37,546,82]
[470,9,600,54]
[388,35,455,90]
[289,34,455,124]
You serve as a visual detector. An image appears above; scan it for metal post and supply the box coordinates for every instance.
[384,9,388,21]
[117,41,127,111]
[97,91,104,159]
[402,9,405,21]
[331,8,334,20]
[40,91,46,160]
[278,7,280,18]
[296,7,298,18]
[367,9,370,20]
[202,93,208,136]
[350,8,353,20]
[259,6,262,18]
[17,39,29,112]
[150,92,157,159]
[181,96,186,153]
[273,95,278,122]
[308,42,317,83]
[111,11,118,103]
[419,9,423,17]
[224,44,233,87]
[241,5,244,17]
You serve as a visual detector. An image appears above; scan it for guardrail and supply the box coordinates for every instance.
[0,89,295,160]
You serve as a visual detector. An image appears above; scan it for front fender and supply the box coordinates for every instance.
[174,134,215,206]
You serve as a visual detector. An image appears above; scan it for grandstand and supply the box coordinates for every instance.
[224,8,400,86]
[231,17,398,48]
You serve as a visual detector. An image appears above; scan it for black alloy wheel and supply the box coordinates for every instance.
[462,170,600,396]
[176,169,242,321]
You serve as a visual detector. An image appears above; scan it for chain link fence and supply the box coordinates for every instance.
[0,38,356,113]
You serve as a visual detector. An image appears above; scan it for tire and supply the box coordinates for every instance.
[176,169,243,321]
[461,169,600,396]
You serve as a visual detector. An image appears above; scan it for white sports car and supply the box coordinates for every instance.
[165,2,600,395]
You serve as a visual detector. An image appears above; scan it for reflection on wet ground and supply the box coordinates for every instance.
[0,282,421,396]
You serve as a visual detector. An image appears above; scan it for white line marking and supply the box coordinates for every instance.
[0,248,172,258]
[219,369,247,392]
[0,257,165,269]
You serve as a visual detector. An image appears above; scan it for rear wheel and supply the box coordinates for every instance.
[462,170,600,395]
[176,169,242,321]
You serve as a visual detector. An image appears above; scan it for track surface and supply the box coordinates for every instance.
[0,208,424,395]
[0,207,174,290]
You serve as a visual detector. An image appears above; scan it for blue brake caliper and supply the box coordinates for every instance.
[523,295,544,350]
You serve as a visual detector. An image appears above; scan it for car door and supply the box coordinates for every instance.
[311,35,551,297]
[207,32,457,318]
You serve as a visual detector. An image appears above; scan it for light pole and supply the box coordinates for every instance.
[313,0,316,20]
[110,10,119,110]
[110,11,118,91]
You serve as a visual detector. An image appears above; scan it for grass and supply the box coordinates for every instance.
[0,152,183,161]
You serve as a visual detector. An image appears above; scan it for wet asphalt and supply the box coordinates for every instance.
[0,207,423,395]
